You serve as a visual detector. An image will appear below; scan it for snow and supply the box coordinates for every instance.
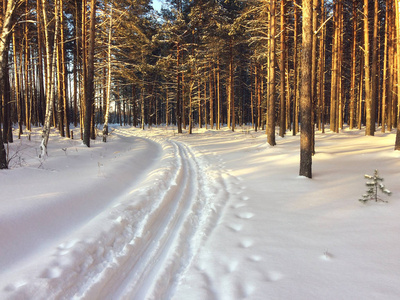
[0,125,399,300]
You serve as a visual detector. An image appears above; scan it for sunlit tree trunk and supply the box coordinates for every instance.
[177,42,182,133]
[40,0,60,157]
[349,0,357,129]
[83,0,96,146]
[371,0,379,134]
[0,0,17,168]
[381,0,389,133]
[395,0,400,150]
[229,39,235,132]
[279,0,286,137]
[293,0,299,135]
[267,0,276,146]
[217,57,221,130]
[299,0,313,178]
[12,32,23,137]
[60,0,69,138]
[103,5,112,142]
[364,0,374,135]
[318,1,326,133]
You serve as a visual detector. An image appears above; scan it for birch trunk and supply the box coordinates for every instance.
[103,5,113,142]
[0,0,17,168]
[40,0,60,158]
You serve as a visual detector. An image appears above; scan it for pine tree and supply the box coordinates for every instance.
[359,170,392,203]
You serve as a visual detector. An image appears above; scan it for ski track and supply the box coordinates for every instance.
[6,133,230,300]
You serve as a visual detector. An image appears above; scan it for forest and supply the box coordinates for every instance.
[0,0,399,173]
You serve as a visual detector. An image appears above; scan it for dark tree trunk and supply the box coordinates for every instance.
[83,0,96,146]
[299,0,313,178]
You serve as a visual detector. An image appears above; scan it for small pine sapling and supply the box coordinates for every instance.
[359,169,391,203]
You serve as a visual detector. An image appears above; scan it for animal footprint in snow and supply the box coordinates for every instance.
[266,271,284,282]
[236,212,254,219]
[248,255,262,262]
[227,223,243,232]
[226,260,239,273]
[320,250,334,261]
[239,238,254,248]
[231,202,247,209]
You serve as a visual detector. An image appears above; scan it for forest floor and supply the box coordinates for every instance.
[1,124,400,299]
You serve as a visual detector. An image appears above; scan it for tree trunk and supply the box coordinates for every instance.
[318,1,326,133]
[103,5,112,142]
[267,0,276,146]
[12,32,23,137]
[381,0,389,133]
[0,0,17,168]
[364,0,374,135]
[83,0,96,146]
[177,42,182,133]
[299,0,313,178]
[60,0,70,138]
[395,0,400,150]
[279,0,286,137]
[40,0,60,157]
[349,0,357,129]
[293,0,299,135]
[371,0,379,133]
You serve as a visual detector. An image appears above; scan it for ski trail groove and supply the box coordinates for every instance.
[118,140,198,299]
[81,137,229,300]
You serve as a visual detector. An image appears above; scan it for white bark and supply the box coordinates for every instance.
[40,0,60,158]
[103,5,113,142]
[0,0,17,169]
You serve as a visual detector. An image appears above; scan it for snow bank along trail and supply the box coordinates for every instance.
[3,129,230,299]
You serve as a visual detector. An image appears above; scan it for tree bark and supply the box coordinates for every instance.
[83,0,96,146]
[279,0,286,137]
[364,0,374,135]
[395,0,400,150]
[103,5,112,142]
[349,0,357,129]
[40,0,60,157]
[299,0,313,178]
[0,0,17,168]
[267,0,276,146]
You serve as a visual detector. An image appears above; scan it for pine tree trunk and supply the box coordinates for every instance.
[267,0,276,146]
[279,0,286,137]
[217,57,220,130]
[349,0,357,129]
[293,0,299,135]
[230,40,235,132]
[364,0,374,135]
[12,32,23,137]
[60,0,70,138]
[395,0,400,150]
[299,0,313,178]
[381,0,389,133]
[318,1,326,133]
[176,42,182,133]
[371,0,379,133]
[83,0,96,146]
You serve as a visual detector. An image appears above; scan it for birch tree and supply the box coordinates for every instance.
[102,4,113,142]
[0,0,18,168]
[39,0,60,158]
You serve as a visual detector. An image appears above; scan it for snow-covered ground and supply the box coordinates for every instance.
[0,124,399,300]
